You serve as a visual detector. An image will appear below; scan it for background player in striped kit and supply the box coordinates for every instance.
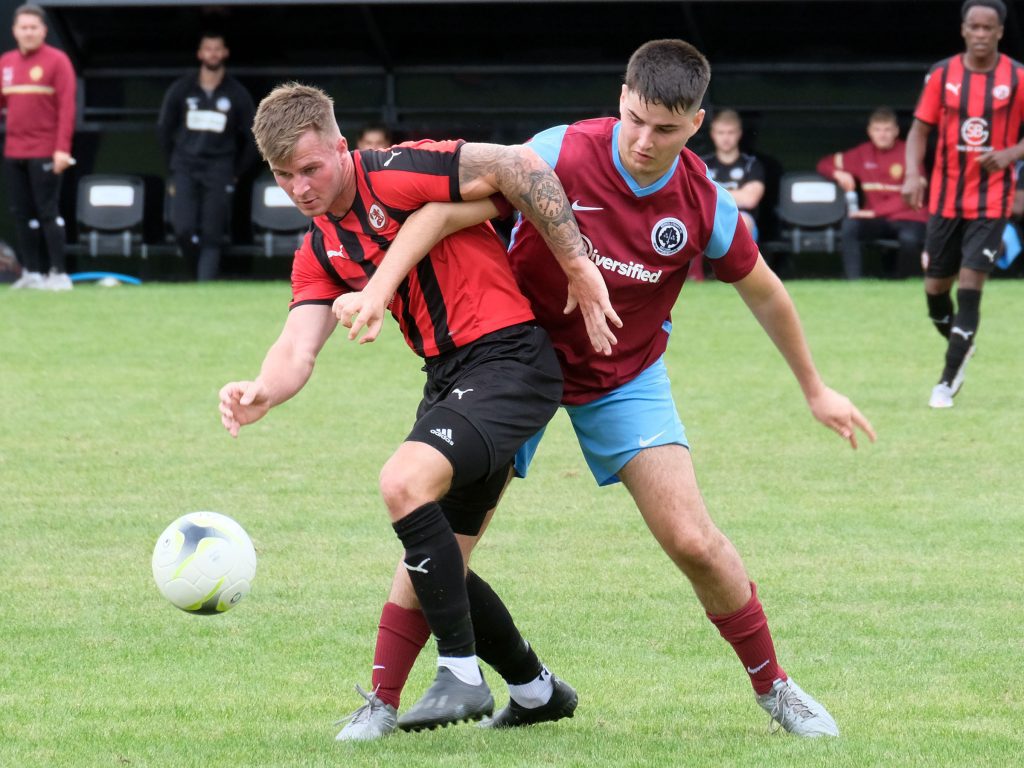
[335,39,875,740]
[903,0,1024,408]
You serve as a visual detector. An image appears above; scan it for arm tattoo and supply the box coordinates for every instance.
[460,143,586,261]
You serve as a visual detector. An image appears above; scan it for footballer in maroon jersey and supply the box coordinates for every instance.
[335,40,875,739]
[903,0,1023,408]
[218,83,619,734]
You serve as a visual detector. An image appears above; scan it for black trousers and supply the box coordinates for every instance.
[840,217,926,280]
[168,165,234,281]
[4,157,67,274]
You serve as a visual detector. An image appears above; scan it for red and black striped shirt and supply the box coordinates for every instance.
[914,53,1024,219]
[289,139,534,358]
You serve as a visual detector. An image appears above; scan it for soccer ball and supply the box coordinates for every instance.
[152,511,257,614]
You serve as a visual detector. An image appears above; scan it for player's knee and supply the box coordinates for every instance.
[662,525,719,570]
[378,457,436,515]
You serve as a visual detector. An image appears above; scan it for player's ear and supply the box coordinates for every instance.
[691,108,706,133]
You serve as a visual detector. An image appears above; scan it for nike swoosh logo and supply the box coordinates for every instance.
[571,200,603,211]
[746,659,770,674]
[372,665,386,670]
[638,430,666,448]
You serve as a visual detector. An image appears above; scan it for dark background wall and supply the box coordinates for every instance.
[2,0,1023,266]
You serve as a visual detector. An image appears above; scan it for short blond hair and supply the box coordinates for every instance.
[710,108,742,129]
[252,82,340,164]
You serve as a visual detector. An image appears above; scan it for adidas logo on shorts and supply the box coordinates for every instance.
[430,427,454,445]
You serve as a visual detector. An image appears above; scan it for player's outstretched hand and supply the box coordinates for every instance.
[333,291,387,344]
[218,380,271,438]
[563,258,621,356]
[807,386,876,449]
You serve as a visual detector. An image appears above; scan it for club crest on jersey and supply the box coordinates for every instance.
[368,203,388,230]
[960,117,989,147]
[993,84,1010,101]
[651,217,687,256]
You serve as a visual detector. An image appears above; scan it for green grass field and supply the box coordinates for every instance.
[2,278,1022,767]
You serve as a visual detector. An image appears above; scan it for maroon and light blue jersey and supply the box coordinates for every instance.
[290,139,534,358]
[507,118,758,405]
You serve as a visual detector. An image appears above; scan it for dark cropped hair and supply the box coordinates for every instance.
[962,0,1006,24]
[13,4,46,23]
[625,39,710,115]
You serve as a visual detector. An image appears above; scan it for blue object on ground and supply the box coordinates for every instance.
[70,271,143,285]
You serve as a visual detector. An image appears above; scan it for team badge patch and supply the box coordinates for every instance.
[961,117,989,147]
[216,96,232,112]
[993,84,1010,101]
[368,204,387,230]
[651,217,687,256]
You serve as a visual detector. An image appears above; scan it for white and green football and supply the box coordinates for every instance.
[151,512,257,614]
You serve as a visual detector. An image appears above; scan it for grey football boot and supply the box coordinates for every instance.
[397,667,494,731]
[334,685,398,741]
[756,678,839,737]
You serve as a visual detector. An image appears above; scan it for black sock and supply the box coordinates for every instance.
[467,570,542,684]
[940,288,981,385]
[392,502,474,657]
[926,291,953,339]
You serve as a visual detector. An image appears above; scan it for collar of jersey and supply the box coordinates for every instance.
[611,122,679,198]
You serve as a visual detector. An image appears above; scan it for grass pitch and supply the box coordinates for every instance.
[1,278,1022,767]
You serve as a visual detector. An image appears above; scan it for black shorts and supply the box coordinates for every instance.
[406,323,562,533]
[924,215,1005,277]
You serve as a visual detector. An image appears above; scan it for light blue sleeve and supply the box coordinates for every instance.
[704,177,740,260]
[527,125,569,169]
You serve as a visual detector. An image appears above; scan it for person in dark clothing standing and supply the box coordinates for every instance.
[158,34,257,280]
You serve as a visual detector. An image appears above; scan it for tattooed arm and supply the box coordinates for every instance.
[458,142,621,355]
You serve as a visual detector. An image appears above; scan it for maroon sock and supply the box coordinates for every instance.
[370,602,431,709]
[707,582,787,695]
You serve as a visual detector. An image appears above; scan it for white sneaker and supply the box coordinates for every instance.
[334,685,398,741]
[929,383,955,409]
[46,271,73,291]
[949,344,975,397]
[756,678,839,737]
[11,270,44,289]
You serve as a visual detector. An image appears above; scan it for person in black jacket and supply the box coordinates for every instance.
[157,33,257,280]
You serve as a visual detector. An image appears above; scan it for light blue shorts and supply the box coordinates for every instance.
[514,356,688,486]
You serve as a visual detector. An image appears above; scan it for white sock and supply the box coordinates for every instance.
[508,666,554,708]
[438,655,482,685]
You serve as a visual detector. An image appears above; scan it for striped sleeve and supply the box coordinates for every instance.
[914,62,946,126]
